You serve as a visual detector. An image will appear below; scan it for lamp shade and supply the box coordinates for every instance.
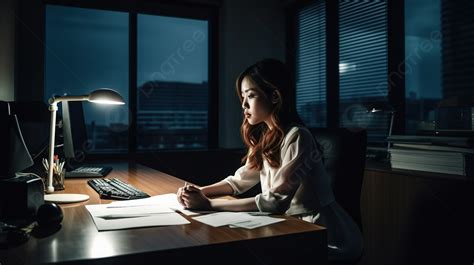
[88,89,125,105]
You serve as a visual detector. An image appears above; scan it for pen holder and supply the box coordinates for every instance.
[46,169,65,191]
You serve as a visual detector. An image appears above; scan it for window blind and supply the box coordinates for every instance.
[296,1,326,128]
[339,0,388,143]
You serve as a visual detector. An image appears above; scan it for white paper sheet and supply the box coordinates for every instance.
[192,212,285,228]
[91,204,174,217]
[106,193,204,216]
[230,216,285,229]
[85,204,190,231]
[192,212,251,227]
[107,193,180,208]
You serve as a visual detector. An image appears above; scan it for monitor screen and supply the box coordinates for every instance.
[61,101,88,168]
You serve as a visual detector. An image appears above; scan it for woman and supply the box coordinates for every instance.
[177,58,363,261]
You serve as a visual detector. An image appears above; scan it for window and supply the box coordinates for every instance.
[137,15,208,150]
[294,0,474,144]
[44,5,129,153]
[405,0,474,135]
[44,3,214,153]
[295,0,388,144]
[296,1,326,128]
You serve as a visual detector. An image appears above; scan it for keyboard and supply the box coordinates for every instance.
[65,166,112,178]
[87,178,150,200]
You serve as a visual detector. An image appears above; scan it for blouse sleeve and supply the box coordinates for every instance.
[223,163,260,195]
[255,128,319,213]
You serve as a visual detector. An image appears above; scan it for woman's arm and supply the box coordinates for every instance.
[181,185,258,211]
[200,181,234,197]
[209,197,258,212]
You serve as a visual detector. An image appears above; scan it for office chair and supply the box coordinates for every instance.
[309,128,367,264]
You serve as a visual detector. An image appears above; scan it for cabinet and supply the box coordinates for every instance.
[360,161,474,265]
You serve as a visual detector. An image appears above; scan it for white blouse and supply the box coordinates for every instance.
[223,126,335,215]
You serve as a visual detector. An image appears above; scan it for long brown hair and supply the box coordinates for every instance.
[236,58,303,170]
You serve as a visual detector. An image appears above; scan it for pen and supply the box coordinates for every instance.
[59,161,65,173]
[42,158,49,171]
[247,212,272,216]
[97,214,154,220]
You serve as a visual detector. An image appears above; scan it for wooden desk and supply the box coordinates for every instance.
[1,163,327,265]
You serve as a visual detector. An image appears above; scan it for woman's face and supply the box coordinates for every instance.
[240,76,273,126]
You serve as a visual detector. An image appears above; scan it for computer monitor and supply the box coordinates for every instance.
[0,101,39,178]
[61,101,88,169]
[10,101,50,161]
[61,101,113,178]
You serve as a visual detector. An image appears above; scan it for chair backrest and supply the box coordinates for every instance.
[309,128,367,232]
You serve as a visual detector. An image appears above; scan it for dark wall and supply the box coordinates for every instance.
[218,0,286,148]
[15,0,45,101]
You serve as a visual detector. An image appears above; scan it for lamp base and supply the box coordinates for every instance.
[44,194,89,203]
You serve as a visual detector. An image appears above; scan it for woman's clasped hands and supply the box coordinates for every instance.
[177,182,211,210]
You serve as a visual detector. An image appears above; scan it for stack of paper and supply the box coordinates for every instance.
[389,147,471,175]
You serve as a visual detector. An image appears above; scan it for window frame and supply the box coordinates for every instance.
[38,0,219,154]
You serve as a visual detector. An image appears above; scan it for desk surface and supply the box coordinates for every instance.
[1,163,326,265]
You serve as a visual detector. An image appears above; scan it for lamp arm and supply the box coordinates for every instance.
[386,111,395,159]
[46,95,89,193]
[46,101,58,193]
[49,95,89,105]
[388,111,395,138]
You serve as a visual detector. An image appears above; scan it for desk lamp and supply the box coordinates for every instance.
[45,89,125,203]
[367,104,395,158]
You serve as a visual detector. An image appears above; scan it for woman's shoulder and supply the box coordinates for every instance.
[284,125,313,144]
